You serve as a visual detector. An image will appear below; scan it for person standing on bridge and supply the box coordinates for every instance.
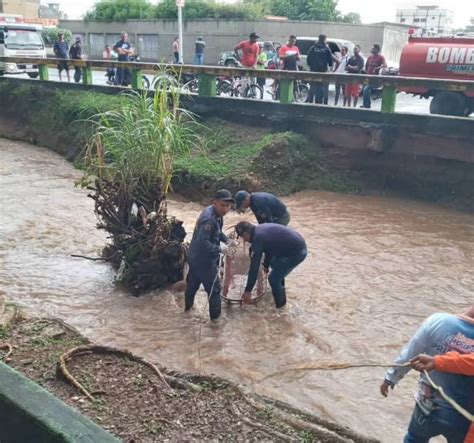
[345,45,364,107]
[307,34,333,105]
[380,305,474,443]
[361,44,387,109]
[234,191,290,226]
[194,36,206,66]
[69,36,82,84]
[53,33,70,83]
[185,190,235,321]
[334,45,349,106]
[234,33,260,95]
[172,37,180,64]
[113,32,133,87]
[235,221,307,308]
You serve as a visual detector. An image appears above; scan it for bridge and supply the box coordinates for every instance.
[1,56,474,113]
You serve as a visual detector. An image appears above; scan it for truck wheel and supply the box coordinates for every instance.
[430,92,468,117]
[27,73,39,79]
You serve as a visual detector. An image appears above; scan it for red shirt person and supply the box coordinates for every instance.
[234,32,260,68]
[361,43,387,109]
[279,35,300,71]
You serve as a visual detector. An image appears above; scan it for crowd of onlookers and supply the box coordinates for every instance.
[52,29,387,109]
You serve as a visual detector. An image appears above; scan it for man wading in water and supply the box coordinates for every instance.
[235,221,307,307]
[185,190,234,321]
[234,191,290,225]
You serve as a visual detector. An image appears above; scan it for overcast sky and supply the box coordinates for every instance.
[54,0,473,28]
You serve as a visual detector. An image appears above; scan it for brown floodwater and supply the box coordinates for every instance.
[1,139,473,442]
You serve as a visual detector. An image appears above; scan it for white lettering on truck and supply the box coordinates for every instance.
[426,47,474,64]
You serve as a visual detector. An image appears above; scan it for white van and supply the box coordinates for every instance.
[295,37,357,70]
[0,16,46,78]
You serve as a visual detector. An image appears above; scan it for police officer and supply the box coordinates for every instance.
[235,221,307,308]
[234,191,290,225]
[185,189,234,320]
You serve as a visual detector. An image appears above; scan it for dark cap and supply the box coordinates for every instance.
[249,32,260,39]
[234,190,250,210]
[214,189,234,202]
[75,36,81,42]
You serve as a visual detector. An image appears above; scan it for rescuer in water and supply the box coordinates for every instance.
[235,221,307,307]
[185,190,235,321]
[234,191,290,225]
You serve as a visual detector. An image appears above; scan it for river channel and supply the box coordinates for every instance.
[1,139,473,442]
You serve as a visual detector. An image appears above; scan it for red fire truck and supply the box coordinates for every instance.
[399,36,474,116]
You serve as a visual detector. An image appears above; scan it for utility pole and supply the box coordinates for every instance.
[176,0,185,63]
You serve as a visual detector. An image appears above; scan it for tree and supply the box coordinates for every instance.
[84,0,153,22]
[341,12,361,24]
[41,28,73,46]
[264,0,340,21]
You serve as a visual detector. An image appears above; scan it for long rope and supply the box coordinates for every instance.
[424,370,474,423]
[197,254,223,373]
[259,362,474,424]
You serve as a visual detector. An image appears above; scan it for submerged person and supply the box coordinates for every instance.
[235,221,307,308]
[185,190,234,321]
[381,305,474,443]
[234,191,290,225]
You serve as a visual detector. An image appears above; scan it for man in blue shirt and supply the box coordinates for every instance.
[235,221,307,308]
[380,305,474,442]
[185,190,234,321]
[234,191,290,225]
[113,31,133,86]
[53,33,70,83]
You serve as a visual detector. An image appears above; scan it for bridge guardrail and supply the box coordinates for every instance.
[1,56,474,113]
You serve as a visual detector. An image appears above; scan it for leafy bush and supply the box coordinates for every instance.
[41,28,73,46]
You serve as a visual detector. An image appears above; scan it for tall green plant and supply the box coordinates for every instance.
[82,69,196,292]
[84,71,199,204]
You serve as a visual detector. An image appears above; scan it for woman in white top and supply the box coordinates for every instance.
[334,46,349,106]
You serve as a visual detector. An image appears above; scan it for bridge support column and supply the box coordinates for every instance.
[132,69,143,90]
[38,65,49,81]
[279,79,294,104]
[381,86,396,113]
[198,74,216,97]
[82,66,93,86]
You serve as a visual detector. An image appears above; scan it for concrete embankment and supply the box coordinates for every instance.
[0,77,473,210]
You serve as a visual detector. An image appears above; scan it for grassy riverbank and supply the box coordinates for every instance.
[0,80,361,199]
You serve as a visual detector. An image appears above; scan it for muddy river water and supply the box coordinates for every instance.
[1,139,473,442]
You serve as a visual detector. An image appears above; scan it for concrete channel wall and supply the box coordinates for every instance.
[0,361,118,443]
[60,19,411,65]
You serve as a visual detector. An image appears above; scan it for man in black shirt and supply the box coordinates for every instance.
[69,37,82,83]
[113,32,133,86]
[307,34,333,104]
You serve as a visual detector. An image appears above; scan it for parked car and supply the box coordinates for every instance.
[218,41,281,67]
[295,37,356,70]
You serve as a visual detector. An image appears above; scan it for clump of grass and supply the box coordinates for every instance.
[80,67,200,293]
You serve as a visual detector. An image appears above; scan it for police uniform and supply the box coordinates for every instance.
[238,223,306,308]
[235,191,290,226]
[185,205,229,320]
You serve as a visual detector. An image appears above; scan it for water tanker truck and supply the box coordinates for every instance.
[399,36,474,116]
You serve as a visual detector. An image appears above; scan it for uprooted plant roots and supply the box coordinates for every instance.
[87,177,187,295]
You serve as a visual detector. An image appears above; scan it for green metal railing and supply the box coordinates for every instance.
[1,56,474,113]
